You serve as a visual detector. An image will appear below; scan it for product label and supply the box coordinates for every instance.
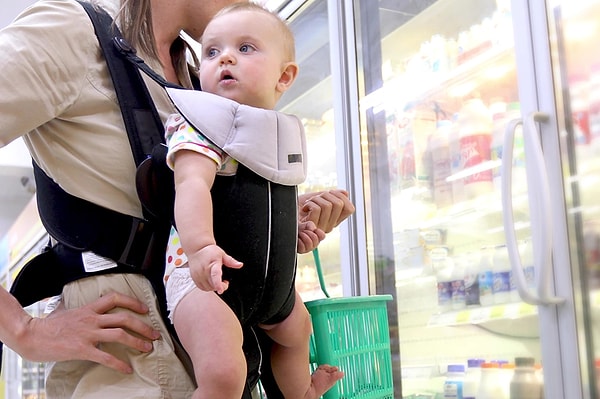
[444,380,463,398]
[451,279,466,308]
[459,133,492,184]
[438,281,452,309]
[465,272,480,306]
[523,265,535,289]
[493,270,511,294]
[479,270,493,298]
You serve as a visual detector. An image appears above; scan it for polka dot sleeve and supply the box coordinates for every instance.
[164,113,224,171]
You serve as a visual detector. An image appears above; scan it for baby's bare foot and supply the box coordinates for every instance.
[304,364,344,399]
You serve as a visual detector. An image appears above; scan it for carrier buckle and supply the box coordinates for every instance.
[118,218,153,268]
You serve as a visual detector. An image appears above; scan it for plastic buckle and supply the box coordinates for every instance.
[118,218,152,268]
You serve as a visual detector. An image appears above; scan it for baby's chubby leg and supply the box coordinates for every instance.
[260,291,343,399]
[173,279,246,399]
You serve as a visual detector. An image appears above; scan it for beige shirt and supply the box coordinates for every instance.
[0,0,178,219]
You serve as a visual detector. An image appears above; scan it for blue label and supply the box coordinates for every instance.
[444,380,463,398]
[493,270,511,294]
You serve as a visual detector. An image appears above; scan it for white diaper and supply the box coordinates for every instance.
[165,266,197,323]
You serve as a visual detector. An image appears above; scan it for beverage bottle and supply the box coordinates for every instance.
[436,256,454,313]
[478,247,495,306]
[457,98,494,199]
[444,364,466,399]
[520,240,535,294]
[463,358,484,399]
[430,120,454,208]
[448,116,465,203]
[492,244,512,304]
[500,362,515,399]
[489,99,507,191]
[510,357,543,399]
[451,256,467,310]
[478,362,504,399]
[464,253,480,307]
[411,104,436,199]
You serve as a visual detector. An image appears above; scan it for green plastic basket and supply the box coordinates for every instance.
[305,249,394,399]
[257,249,394,399]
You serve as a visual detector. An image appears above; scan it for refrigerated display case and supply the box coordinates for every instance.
[280,0,600,398]
[345,0,600,397]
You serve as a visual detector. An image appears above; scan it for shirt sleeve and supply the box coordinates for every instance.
[164,113,225,171]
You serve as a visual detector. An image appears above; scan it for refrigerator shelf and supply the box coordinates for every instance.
[427,302,537,327]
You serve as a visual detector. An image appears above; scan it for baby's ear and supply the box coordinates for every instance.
[277,62,299,93]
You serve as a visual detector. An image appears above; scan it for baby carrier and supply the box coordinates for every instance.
[3,3,306,398]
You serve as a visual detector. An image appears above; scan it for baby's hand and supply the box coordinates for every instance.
[188,245,243,294]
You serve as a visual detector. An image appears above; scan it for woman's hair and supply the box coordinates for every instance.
[212,2,296,61]
[118,0,157,60]
[117,0,193,85]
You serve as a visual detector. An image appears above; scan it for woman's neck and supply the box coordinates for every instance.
[151,2,184,84]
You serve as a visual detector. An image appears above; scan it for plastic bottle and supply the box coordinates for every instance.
[463,358,484,399]
[492,245,512,304]
[430,120,454,208]
[500,362,515,399]
[457,98,494,199]
[510,357,543,399]
[517,240,535,301]
[478,362,504,399]
[489,99,507,191]
[463,253,480,307]
[436,256,454,313]
[448,116,465,203]
[451,257,467,310]
[478,247,495,306]
[444,364,466,399]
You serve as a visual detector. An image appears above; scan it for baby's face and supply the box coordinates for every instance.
[199,10,292,109]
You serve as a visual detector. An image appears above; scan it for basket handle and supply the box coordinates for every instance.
[312,248,330,298]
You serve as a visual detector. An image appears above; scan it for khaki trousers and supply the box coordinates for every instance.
[45,273,196,399]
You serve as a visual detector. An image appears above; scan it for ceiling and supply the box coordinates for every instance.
[0,0,38,240]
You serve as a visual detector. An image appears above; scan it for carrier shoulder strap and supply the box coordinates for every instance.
[78,1,164,166]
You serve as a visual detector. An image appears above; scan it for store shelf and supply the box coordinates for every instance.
[427,302,537,327]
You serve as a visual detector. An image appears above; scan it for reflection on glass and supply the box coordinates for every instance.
[354,0,540,396]
[277,1,342,300]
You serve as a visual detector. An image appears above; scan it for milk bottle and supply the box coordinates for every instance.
[492,244,512,304]
[463,253,480,307]
[478,247,495,306]
[457,98,494,199]
[430,120,454,208]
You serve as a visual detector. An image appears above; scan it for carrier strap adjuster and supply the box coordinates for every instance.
[118,217,154,269]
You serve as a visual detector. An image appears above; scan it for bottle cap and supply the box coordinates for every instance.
[514,357,535,367]
[481,362,499,369]
[467,358,484,367]
[447,364,465,373]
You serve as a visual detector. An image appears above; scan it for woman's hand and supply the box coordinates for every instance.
[297,189,355,253]
[12,292,161,374]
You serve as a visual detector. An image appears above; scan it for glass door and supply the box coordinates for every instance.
[352,0,543,397]
[276,1,347,300]
[541,0,600,397]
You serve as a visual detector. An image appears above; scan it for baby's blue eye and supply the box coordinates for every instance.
[207,48,218,58]
[239,44,250,53]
